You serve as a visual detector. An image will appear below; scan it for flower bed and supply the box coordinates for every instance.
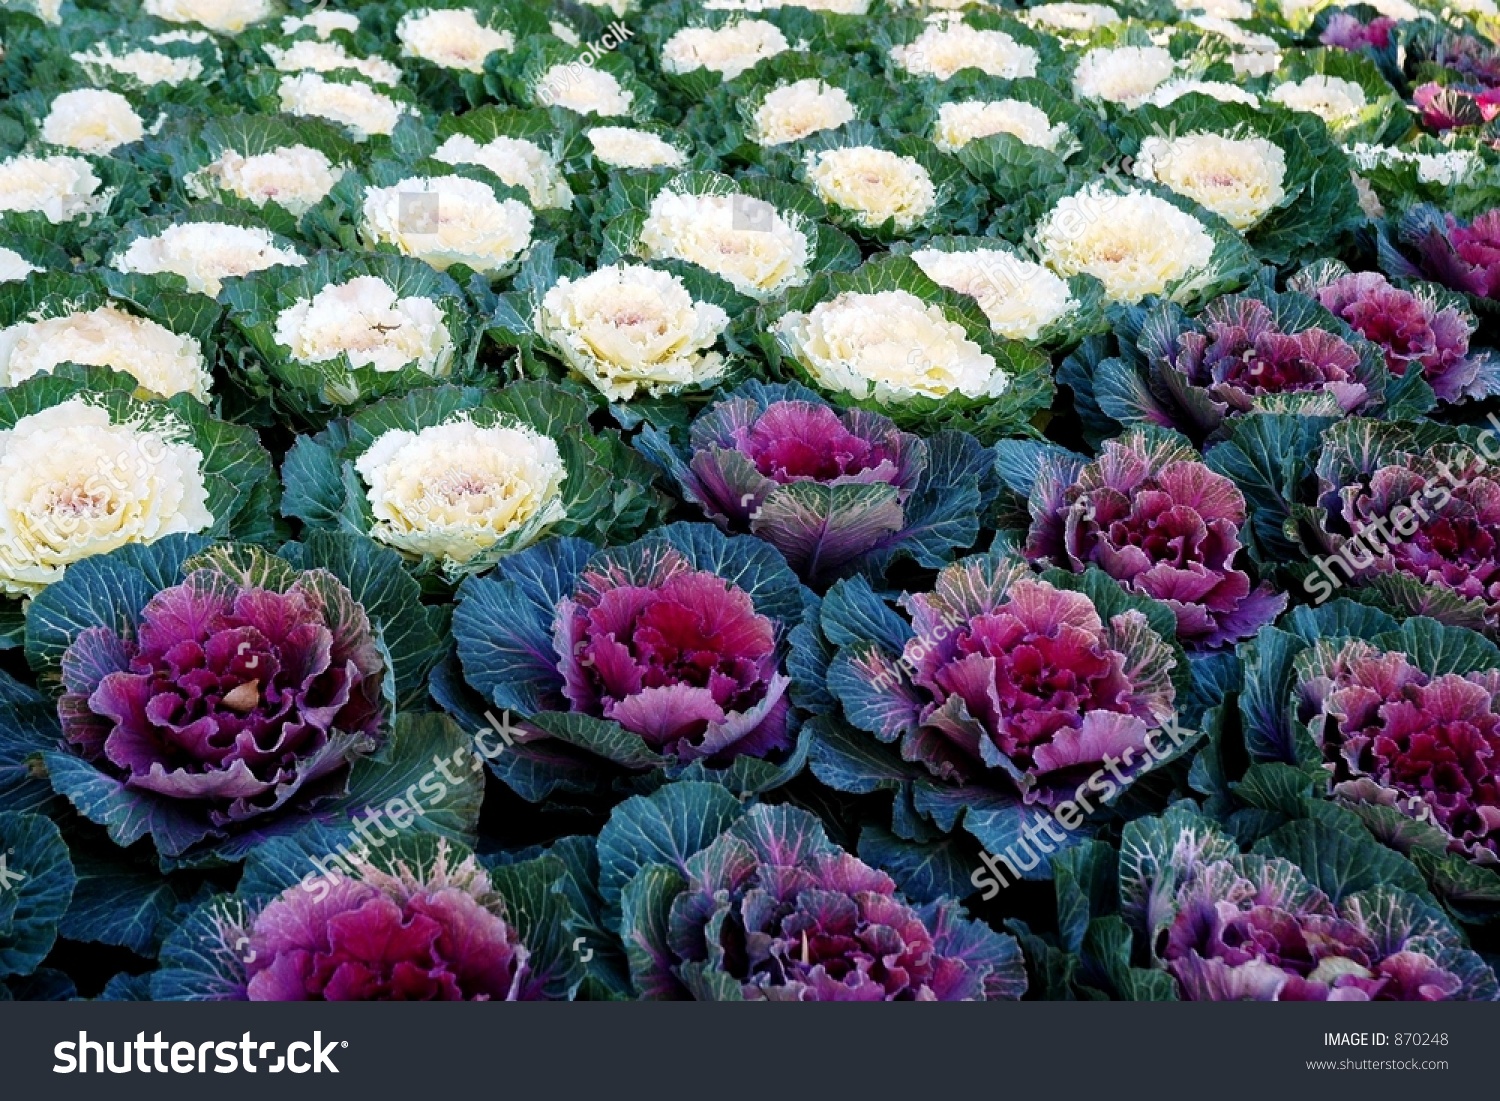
[0,0,1497,1003]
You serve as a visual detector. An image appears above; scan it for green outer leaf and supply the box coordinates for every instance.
[596,781,744,915]
[529,711,667,770]
[0,811,75,979]
[857,825,973,905]
[487,853,586,1000]
[278,532,449,709]
[1253,813,1433,906]
[332,713,485,846]
[0,702,54,814]
[57,845,188,957]
[620,863,689,999]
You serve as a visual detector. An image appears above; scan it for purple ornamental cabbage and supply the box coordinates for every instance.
[1297,638,1500,864]
[1297,267,1496,404]
[1018,429,1286,649]
[1164,856,1489,1001]
[1320,12,1395,51]
[1313,421,1500,633]
[637,381,991,584]
[1088,294,1392,445]
[1411,83,1500,131]
[444,524,813,796]
[555,550,792,762]
[1417,30,1500,88]
[151,833,581,1001]
[56,553,386,855]
[622,801,1027,1000]
[822,553,1182,809]
[245,843,534,1001]
[1172,298,1367,411]
[1398,206,1500,302]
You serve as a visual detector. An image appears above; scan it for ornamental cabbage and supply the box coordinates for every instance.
[609,787,1028,1000]
[49,543,387,857]
[1003,428,1286,648]
[153,831,585,1001]
[805,551,1186,855]
[442,524,815,799]
[637,381,994,584]
[1121,807,1497,1001]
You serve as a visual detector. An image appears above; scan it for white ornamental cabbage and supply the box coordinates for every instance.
[705,0,869,8]
[0,398,213,596]
[534,65,634,116]
[911,248,1078,342]
[431,134,573,210]
[804,147,937,231]
[586,127,686,170]
[0,155,110,224]
[750,79,857,146]
[1071,46,1176,106]
[1177,0,1252,17]
[143,0,273,34]
[1146,79,1259,108]
[1361,0,1424,17]
[1132,132,1288,230]
[146,30,216,46]
[0,305,212,401]
[277,73,410,139]
[273,275,455,378]
[1188,14,1276,50]
[360,176,534,277]
[185,145,344,216]
[112,223,306,297]
[262,40,403,85]
[71,43,205,87]
[1349,144,1483,188]
[775,289,1010,403]
[281,10,361,37]
[660,21,792,80]
[933,100,1070,153]
[536,264,730,401]
[1036,183,1216,304]
[0,250,39,282]
[636,190,810,300]
[397,8,516,72]
[39,89,145,154]
[355,418,568,568]
[1268,76,1368,125]
[1230,51,1283,78]
[891,24,1039,80]
[1024,3,1121,30]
